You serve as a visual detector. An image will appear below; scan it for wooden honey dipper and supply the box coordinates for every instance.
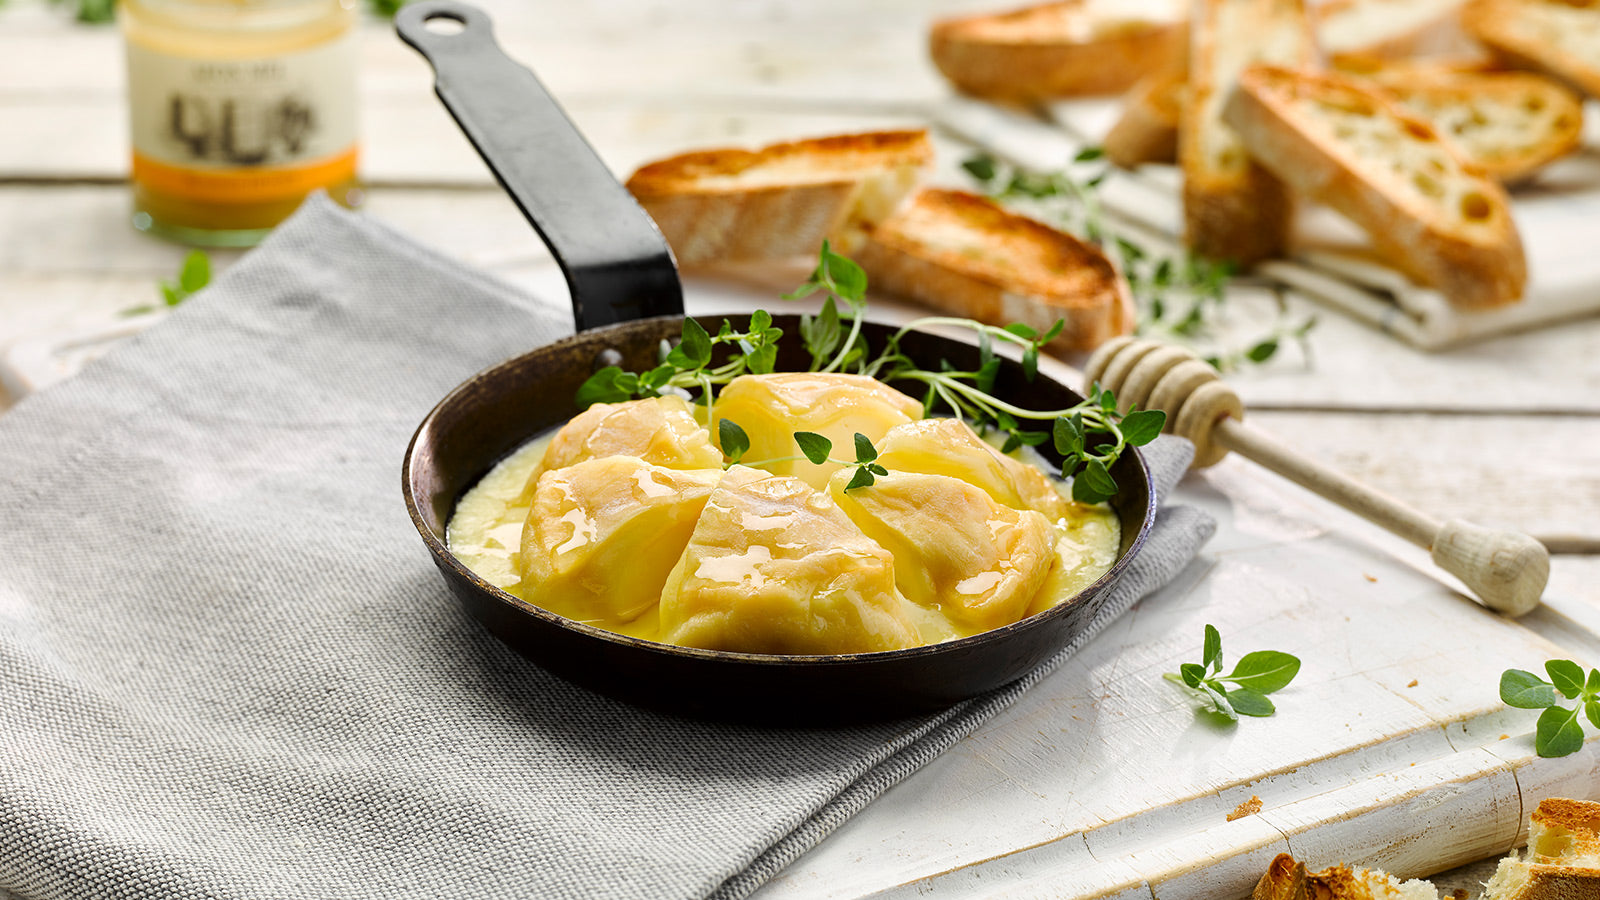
[1084,337,1550,616]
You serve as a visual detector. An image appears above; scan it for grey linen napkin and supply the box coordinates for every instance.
[0,194,1214,900]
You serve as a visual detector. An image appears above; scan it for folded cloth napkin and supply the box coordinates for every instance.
[0,194,1213,900]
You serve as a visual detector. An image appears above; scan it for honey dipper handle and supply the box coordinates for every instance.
[1213,418,1548,616]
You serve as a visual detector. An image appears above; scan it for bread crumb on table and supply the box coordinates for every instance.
[1407,679,1418,688]
[1227,795,1263,821]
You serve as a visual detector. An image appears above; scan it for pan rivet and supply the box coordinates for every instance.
[592,348,624,372]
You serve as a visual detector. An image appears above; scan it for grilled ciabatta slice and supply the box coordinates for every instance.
[625,130,932,266]
[1253,853,1441,900]
[929,0,1184,101]
[1105,65,1187,168]
[1180,0,1318,266]
[1463,0,1600,99]
[854,188,1134,352]
[1223,65,1526,307]
[1357,66,1583,182]
[1482,797,1600,900]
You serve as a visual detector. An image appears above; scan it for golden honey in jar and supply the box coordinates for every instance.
[120,0,362,246]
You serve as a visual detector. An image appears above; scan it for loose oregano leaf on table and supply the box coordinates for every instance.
[1164,624,1301,722]
[1499,661,1600,757]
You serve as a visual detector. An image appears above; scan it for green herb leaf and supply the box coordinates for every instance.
[745,341,778,375]
[574,366,634,408]
[1227,651,1302,694]
[1004,323,1038,340]
[1053,415,1086,458]
[1536,705,1587,758]
[794,432,832,466]
[1548,660,1586,700]
[1246,339,1279,363]
[1587,698,1600,731]
[1041,319,1065,343]
[679,318,713,367]
[844,467,876,491]
[1119,409,1165,447]
[822,243,867,302]
[1074,146,1105,163]
[1071,458,1118,504]
[1199,681,1237,721]
[853,433,878,464]
[178,250,211,294]
[1227,689,1276,717]
[719,419,750,464]
[1501,669,1559,709]
[1203,624,1223,673]
[1180,662,1206,688]
[961,154,998,183]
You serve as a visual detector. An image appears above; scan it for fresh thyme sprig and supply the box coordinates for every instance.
[574,244,1164,504]
[576,311,784,410]
[961,151,1317,372]
[715,422,886,491]
[1163,624,1301,721]
[1500,661,1600,758]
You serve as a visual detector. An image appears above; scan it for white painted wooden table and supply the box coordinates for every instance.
[2,1,1597,898]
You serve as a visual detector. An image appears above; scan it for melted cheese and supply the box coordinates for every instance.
[447,388,1122,654]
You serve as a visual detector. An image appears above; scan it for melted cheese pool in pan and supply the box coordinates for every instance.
[447,376,1119,654]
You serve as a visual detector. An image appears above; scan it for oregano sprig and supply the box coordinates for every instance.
[1500,661,1600,757]
[576,310,784,409]
[793,431,888,490]
[1163,624,1302,721]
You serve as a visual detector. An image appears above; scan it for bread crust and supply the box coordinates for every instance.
[1180,0,1317,267]
[854,188,1134,352]
[1463,0,1600,99]
[1223,65,1526,308]
[929,0,1184,100]
[1105,66,1187,168]
[1484,798,1600,900]
[626,130,933,266]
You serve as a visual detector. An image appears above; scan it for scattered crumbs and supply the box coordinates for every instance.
[1451,890,1469,900]
[1500,734,1510,741]
[1407,679,1418,688]
[1226,795,1263,821]
[1364,573,1378,583]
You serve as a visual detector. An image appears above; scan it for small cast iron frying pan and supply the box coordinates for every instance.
[395,1,1155,724]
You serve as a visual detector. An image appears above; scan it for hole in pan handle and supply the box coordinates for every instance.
[395,0,683,332]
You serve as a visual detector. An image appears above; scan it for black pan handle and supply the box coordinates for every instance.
[396,1,683,331]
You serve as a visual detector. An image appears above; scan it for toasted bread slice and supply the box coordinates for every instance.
[1361,68,1583,182]
[929,0,1185,101]
[854,188,1134,352]
[1105,65,1187,168]
[1463,0,1600,99]
[1483,797,1600,900]
[1253,853,1439,900]
[1317,0,1469,61]
[1180,0,1318,267]
[625,130,933,266]
[1223,65,1526,307]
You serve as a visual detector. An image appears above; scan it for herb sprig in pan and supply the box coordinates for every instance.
[1500,661,1600,758]
[575,243,1164,503]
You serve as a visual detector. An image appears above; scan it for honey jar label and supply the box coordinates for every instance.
[125,34,358,204]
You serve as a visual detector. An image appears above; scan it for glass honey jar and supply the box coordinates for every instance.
[120,0,362,247]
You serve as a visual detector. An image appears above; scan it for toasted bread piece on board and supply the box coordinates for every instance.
[1463,0,1600,99]
[1360,68,1583,182]
[1253,853,1440,900]
[1223,65,1526,307]
[1482,797,1600,900]
[854,188,1134,352]
[1180,0,1318,267]
[1105,65,1187,168]
[625,130,933,266]
[929,0,1185,101]
[1317,0,1470,61]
